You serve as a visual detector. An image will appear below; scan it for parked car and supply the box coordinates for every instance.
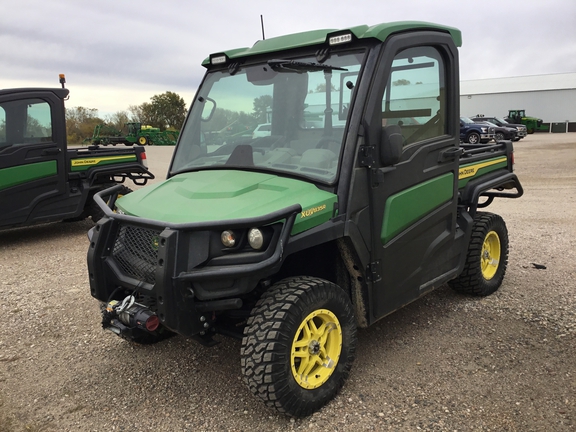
[460,116,495,144]
[252,123,271,138]
[471,116,527,141]
[474,120,517,142]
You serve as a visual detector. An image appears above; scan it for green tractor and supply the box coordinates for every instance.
[128,123,179,146]
[87,122,179,146]
[506,110,548,134]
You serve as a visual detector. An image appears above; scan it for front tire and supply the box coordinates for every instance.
[241,276,357,417]
[495,132,504,141]
[467,132,480,144]
[449,212,509,296]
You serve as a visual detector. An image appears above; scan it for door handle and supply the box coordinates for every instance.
[42,148,61,156]
[438,147,463,162]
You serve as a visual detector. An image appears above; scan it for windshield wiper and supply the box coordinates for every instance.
[268,59,347,73]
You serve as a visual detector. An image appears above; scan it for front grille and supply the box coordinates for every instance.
[112,225,162,284]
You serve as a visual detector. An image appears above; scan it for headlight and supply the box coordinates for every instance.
[248,228,264,250]
[481,127,487,133]
[221,230,236,248]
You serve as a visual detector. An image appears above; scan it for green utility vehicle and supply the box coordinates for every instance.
[87,22,523,417]
[0,77,154,231]
[506,109,548,133]
[87,122,179,146]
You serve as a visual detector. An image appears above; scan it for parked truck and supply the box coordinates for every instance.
[0,76,154,230]
[460,116,496,143]
[87,22,523,417]
[471,115,527,141]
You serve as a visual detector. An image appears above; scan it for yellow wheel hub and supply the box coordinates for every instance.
[481,230,501,280]
[138,136,147,145]
[291,309,342,389]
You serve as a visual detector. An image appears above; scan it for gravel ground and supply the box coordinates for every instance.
[0,133,574,431]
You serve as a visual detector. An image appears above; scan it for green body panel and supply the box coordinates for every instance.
[457,156,508,189]
[0,160,57,191]
[203,21,461,65]
[381,173,454,244]
[70,154,137,172]
[116,170,337,234]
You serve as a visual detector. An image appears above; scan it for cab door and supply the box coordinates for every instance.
[364,33,463,322]
[0,90,68,228]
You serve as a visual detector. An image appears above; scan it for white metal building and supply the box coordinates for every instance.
[459,72,576,123]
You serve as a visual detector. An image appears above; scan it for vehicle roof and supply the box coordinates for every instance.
[0,87,69,99]
[202,21,462,66]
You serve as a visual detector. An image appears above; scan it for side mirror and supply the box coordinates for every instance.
[380,125,403,166]
[200,97,216,122]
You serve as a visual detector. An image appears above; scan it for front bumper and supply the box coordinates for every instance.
[87,185,300,337]
[481,133,495,141]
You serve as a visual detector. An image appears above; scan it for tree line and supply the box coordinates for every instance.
[66,91,187,144]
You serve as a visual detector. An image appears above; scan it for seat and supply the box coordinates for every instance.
[300,149,336,169]
[225,144,254,166]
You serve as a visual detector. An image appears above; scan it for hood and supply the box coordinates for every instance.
[116,170,337,234]
[503,122,525,129]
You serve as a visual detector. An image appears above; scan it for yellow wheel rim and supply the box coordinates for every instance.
[481,230,501,280]
[291,309,342,389]
[138,136,147,145]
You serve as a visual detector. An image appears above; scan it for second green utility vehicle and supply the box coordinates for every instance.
[87,21,523,417]
[0,77,153,231]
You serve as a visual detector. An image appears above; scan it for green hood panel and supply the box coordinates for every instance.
[116,170,337,234]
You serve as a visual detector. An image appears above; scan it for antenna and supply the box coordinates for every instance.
[260,15,266,40]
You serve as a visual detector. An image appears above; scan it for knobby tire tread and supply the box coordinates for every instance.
[449,212,508,296]
[241,276,356,417]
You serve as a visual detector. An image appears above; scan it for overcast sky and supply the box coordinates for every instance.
[1,0,574,116]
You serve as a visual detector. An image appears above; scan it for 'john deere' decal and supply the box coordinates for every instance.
[71,155,137,171]
[458,157,507,180]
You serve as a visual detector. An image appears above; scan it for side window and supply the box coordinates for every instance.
[0,98,53,147]
[382,46,446,146]
[0,107,5,146]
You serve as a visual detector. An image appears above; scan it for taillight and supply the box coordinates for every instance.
[141,151,149,168]
[145,315,160,332]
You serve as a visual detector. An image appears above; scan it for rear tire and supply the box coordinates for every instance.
[449,212,508,296]
[241,276,357,417]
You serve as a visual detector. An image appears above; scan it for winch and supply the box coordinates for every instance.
[101,295,160,339]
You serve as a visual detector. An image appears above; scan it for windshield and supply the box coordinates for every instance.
[461,116,474,124]
[171,51,365,183]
